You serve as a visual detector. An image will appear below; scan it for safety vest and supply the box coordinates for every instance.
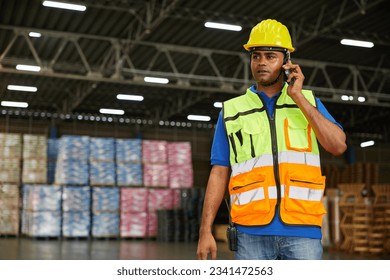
[223,83,326,227]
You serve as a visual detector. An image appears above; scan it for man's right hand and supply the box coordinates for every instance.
[197,231,217,260]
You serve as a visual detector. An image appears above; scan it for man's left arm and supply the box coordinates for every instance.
[283,61,347,156]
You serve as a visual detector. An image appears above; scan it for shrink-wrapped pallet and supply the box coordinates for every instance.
[120,187,148,213]
[89,161,116,186]
[92,187,119,212]
[22,210,61,237]
[143,164,168,187]
[142,140,167,163]
[55,135,90,185]
[120,212,148,238]
[22,185,62,212]
[116,163,142,186]
[90,137,115,162]
[116,139,142,163]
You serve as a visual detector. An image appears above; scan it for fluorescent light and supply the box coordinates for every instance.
[144,77,169,84]
[116,94,144,101]
[28,32,41,38]
[213,102,223,108]
[358,96,366,102]
[187,114,211,122]
[1,101,28,108]
[7,85,37,92]
[360,140,375,148]
[43,1,86,11]
[340,39,374,48]
[205,22,242,31]
[16,64,41,72]
[99,108,124,115]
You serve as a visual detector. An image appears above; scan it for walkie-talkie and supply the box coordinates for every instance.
[225,199,238,251]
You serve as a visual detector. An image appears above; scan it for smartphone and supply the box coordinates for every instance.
[284,52,294,84]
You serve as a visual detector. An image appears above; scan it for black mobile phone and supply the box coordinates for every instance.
[284,52,294,84]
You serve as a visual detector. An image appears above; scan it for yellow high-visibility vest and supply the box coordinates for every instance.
[223,83,326,227]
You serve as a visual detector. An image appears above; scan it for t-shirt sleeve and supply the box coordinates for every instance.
[210,111,230,166]
[316,98,343,130]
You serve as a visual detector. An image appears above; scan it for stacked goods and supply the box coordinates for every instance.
[120,188,148,237]
[89,138,116,186]
[142,140,168,187]
[156,188,205,242]
[47,139,58,184]
[22,134,47,184]
[148,188,174,237]
[116,139,142,186]
[91,187,119,237]
[167,142,193,189]
[62,186,91,237]
[0,184,20,235]
[55,136,90,185]
[21,185,62,237]
[0,133,22,184]
[178,188,205,242]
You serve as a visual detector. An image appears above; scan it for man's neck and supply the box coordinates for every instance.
[255,81,284,98]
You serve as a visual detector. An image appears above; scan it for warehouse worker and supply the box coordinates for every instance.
[197,19,347,260]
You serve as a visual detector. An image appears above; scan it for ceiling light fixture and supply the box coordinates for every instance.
[213,102,223,108]
[1,101,29,108]
[144,77,169,84]
[42,1,87,11]
[205,22,242,31]
[28,32,42,38]
[99,108,125,115]
[358,96,366,102]
[16,64,41,72]
[187,114,211,122]
[116,94,144,101]
[7,85,38,92]
[360,140,375,148]
[340,39,374,48]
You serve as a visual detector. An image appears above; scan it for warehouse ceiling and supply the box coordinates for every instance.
[0,0,389,141]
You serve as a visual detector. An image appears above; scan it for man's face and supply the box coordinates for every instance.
[250,50,284,86]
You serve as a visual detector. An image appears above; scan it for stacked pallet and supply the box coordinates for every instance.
[142,140,169,187]
[115,139,142,187]
[0,133,22,184]
[21,185,62,237]
[337,183,365,252]
[338,183,390,254]
[89,137,115,186]
[0,133,22,236]
[22,134,47,184]
[91,187,120,238]
[0,184,20,235]
[62,186,91,238]
[370,184,390,254]
[55,136,90,185]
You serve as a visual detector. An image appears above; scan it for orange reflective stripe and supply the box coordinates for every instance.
[284,118,312,152]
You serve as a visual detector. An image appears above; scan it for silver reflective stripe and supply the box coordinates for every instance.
[268,185,285,199]
[231,154,273,176]
[231,151,321,177]
[231,187,265,205]
[289,186,323,201]
[279,151,320,167]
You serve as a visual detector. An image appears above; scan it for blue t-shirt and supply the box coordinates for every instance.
[211,84,342,239]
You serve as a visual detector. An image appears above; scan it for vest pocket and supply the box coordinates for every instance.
[284,174,326,215]
[284,116,312,152]
[229,172,270,218]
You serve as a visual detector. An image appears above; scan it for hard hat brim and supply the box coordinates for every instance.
[243,43,295,53]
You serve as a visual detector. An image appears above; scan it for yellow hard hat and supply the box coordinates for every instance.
[243,19,295,52]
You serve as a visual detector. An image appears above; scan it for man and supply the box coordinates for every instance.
[197,19,347,260]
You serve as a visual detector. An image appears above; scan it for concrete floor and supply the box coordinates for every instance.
[0,238,389,260]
